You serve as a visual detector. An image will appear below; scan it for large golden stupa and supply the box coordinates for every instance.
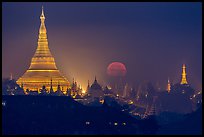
[16,7,69,92]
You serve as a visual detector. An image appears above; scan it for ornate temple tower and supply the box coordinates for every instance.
[180,64,188,85]
[17,7,69,91]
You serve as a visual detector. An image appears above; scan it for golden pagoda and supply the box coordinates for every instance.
[180,64,188,85]
[16,7,69,92]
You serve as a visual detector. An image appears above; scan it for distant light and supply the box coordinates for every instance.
[133,113,140,116]
[198,91,201,95]
[122,122,126,125]
[145,94,148,98]
[2,101,6,106]
[129,100,134,104]
[116,94,119,97]
[82,90,86,94]
[107,85,112,90]
[85,121,90,125]
[114,122,118,126]
[136,96,139,101]
[99,99,104,104]
[193,94,196,98]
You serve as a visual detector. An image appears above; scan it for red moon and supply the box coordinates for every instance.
[107,62,127,77]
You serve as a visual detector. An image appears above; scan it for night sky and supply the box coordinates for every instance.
[2,2,202,91]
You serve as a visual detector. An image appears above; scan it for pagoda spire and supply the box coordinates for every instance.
[94,75,97,82]
[88,80,90,88]
[50,78,53,93]
[39,5,47,38]
[10,73,13,80]
[180,64,188,84]
[41,6,45,19]
[57,81,61,91]
[28,6,55,69]
[166,77,171,93]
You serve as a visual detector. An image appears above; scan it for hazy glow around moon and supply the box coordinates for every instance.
[107,62,127,77]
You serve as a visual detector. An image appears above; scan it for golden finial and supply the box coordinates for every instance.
[181,64,188,84]
[40,5,45,19]
[94,75,97,82]
[182,64,186,69]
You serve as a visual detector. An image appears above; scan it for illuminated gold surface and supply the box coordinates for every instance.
[180,64,188,84]
[166,78,171,93]
[17,7,69,91]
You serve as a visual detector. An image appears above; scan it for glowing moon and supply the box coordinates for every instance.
[107,62,127,77]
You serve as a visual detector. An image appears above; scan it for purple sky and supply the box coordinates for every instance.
[2,2,202,91]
